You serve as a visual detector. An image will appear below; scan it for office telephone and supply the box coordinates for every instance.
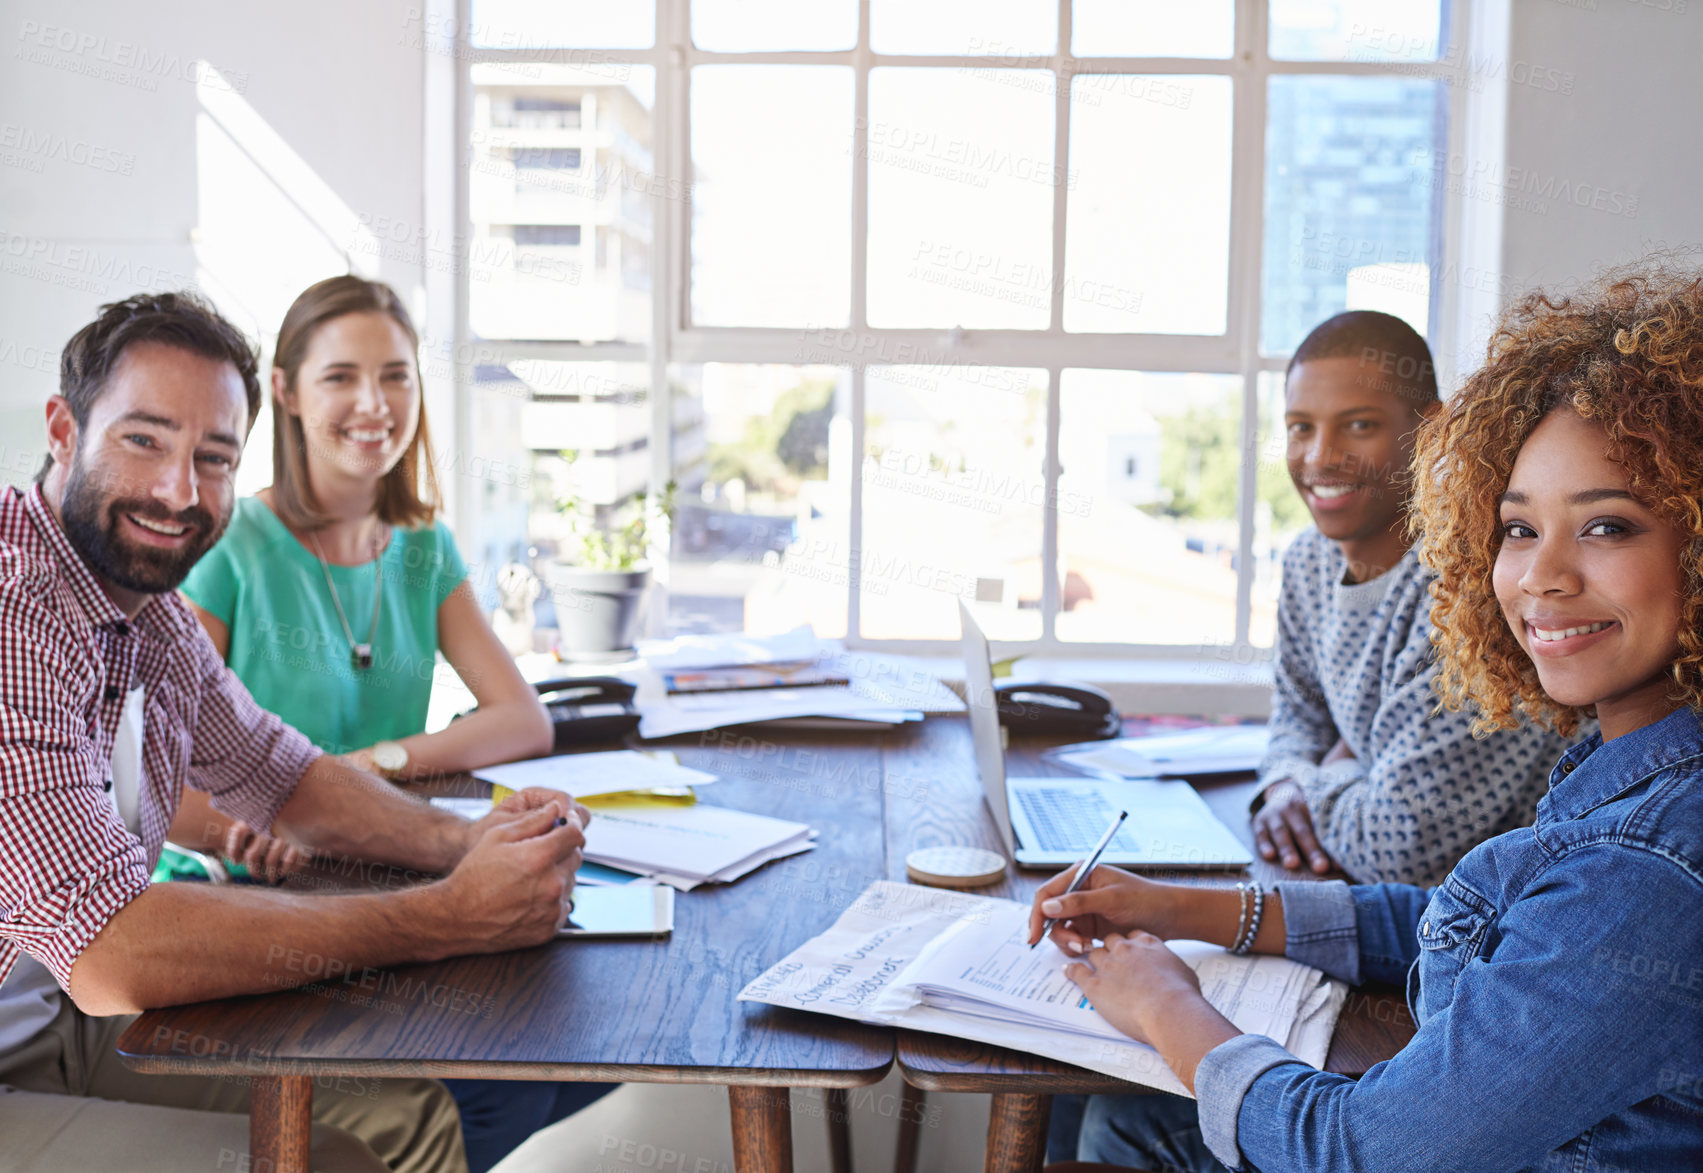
[534,676,642,749]
[994,681,1120,740]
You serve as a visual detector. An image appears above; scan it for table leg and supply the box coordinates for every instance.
[250,1074,313,1173]
[728,1085,793,1173]
[823,1088,852,1173]
[984,1091,1051,1173]
[893,1083,926,1173]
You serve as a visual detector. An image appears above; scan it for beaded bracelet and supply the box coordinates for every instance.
[1231,882,1250,952]
[1232,884,1266,955]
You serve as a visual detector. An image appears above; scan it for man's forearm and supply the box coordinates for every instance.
[68,878,463,1015]
[273,755,471,873]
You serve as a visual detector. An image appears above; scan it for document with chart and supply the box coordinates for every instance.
[739,881,1346,1097]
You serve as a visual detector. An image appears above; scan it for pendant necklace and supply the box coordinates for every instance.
[310,529,384,671]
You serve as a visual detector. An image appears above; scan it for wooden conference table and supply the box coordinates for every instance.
[118,717,1414,1173]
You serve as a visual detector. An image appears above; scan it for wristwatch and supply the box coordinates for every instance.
[370,740,410,780]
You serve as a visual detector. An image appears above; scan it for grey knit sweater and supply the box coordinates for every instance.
[1261,528,1584,886]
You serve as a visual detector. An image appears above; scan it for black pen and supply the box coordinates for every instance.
[1032,810,1127,949]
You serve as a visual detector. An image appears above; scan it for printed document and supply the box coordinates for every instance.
[740,881,1345,1097]
[1051,726,1269,779]
[585,802,816,888]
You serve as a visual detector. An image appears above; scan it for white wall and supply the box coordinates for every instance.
[0,0,429,489]
[1498,1,1703,297]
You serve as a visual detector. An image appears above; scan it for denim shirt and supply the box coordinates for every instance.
[1194,705,1703,1173]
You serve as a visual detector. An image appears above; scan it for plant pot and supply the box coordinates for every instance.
[545,564,651,657]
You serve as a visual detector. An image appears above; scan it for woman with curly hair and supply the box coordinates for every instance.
[1030,265,1703,1172]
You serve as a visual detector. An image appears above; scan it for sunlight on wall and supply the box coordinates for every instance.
[192,63,383,494]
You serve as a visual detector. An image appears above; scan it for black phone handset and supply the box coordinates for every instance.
[533,676,642,750]
[994,681,1121,740]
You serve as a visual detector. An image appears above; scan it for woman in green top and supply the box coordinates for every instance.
[171,275,609,1172]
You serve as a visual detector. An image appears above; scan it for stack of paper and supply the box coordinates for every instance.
[903,911,1319,1047]
[471,749,717,798]
[583,802,817,890]
[632,626,964,738]
[1050,725,1270,780]
[739,881,1345,1097]
[638,627,829,671]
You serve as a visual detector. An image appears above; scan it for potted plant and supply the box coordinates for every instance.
[545,450,677,657]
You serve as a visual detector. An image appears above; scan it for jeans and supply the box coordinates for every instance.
[1078,1092,1229,1173]
[1046,1093,1086,1164]
[442,1078,617,1173]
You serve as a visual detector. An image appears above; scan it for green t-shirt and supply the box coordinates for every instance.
[180,497,468,755]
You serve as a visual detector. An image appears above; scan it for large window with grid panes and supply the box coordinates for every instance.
[451,0,1457,656]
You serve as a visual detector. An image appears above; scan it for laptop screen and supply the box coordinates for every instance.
[958,601,1017,858]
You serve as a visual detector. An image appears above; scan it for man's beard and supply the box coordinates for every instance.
[59,457,228,596]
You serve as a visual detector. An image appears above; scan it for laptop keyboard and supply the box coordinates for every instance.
[1015,787,1139,854]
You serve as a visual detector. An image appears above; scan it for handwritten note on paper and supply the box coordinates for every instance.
[739,882,988,1014]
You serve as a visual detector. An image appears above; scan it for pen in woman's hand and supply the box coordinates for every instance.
[1031,810,1127,949]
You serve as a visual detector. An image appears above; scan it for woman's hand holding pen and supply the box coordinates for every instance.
[1024,864,1177,955]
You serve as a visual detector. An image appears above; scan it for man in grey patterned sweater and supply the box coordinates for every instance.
[1254,311,1579,885]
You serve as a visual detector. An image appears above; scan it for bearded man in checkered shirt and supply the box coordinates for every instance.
[0,291,590,1173]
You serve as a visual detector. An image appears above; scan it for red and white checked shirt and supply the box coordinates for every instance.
[0,485,320,991]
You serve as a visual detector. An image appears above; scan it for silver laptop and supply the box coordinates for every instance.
[959,602,1253,870]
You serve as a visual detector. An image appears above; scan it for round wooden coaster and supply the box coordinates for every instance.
[905,845,1007,889]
